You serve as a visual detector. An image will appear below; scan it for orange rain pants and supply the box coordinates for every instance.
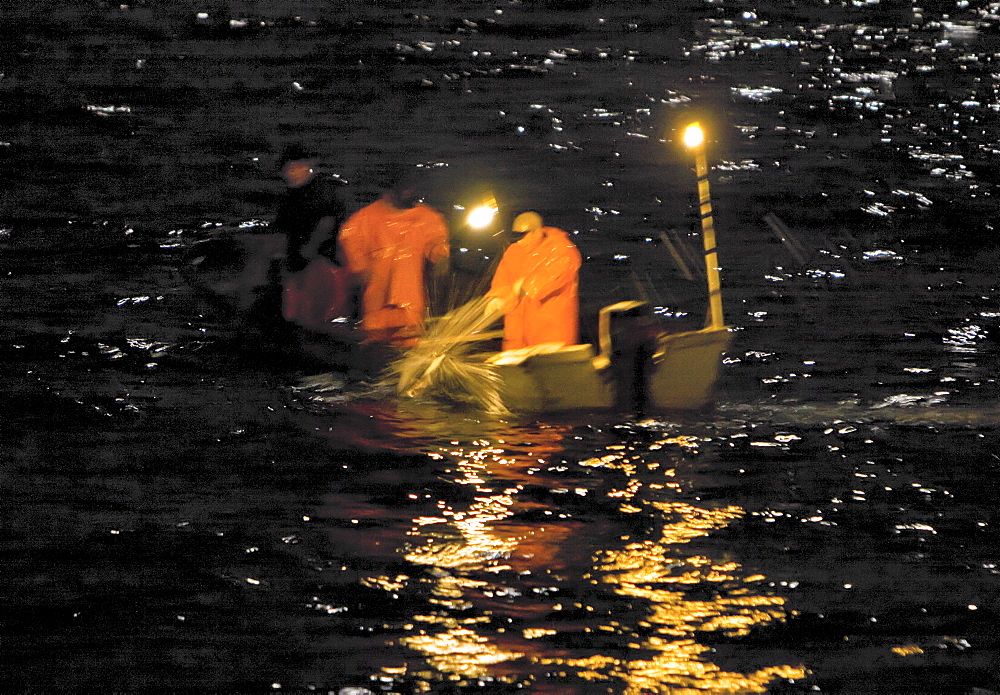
[489,226,581,350]
[338,198,450,346]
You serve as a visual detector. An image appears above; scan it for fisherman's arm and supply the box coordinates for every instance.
[300,215,337,261]
[484,252,521,315]
[337,215,371,281]
[421,210,451,281]
[305,183,347,263]
[421,209,451,264]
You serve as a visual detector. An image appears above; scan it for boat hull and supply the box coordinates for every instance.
[483,325,731,413]
[182,231,382,373]
[487,344,615,412]
[648,326,732,410]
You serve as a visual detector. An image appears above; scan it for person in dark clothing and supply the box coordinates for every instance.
[270,144,354,332]
[272,143,346,272]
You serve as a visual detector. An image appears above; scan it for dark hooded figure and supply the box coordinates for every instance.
[272,143,353,331]
[272,143,346,272]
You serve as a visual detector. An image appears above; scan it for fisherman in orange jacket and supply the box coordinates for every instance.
[338,171,450,346]
[487,211,581,350]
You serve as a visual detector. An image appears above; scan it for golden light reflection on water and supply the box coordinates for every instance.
[401,626,524,677]
[372,429,806,690]
[384,428,573,680]
[581,437,806,692]
[403,432,566,572]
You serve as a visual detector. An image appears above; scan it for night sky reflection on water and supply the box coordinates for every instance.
[4,1,1000,693]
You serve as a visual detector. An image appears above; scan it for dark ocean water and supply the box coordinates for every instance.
[4,1,1000,693]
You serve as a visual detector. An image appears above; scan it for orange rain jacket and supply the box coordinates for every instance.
[489,226,581,350]
[338,198,450,345]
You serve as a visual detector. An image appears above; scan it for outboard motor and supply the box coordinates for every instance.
[597,301,663,414]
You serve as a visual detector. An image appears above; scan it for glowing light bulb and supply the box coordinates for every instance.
[683,123,705,149]
[467,197,499,228]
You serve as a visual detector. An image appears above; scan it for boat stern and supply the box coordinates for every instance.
[647,326,732,410]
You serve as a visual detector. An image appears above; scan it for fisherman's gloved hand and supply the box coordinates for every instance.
[485,296,506,316]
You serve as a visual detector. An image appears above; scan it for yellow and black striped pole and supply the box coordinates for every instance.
[683,122,724,330]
